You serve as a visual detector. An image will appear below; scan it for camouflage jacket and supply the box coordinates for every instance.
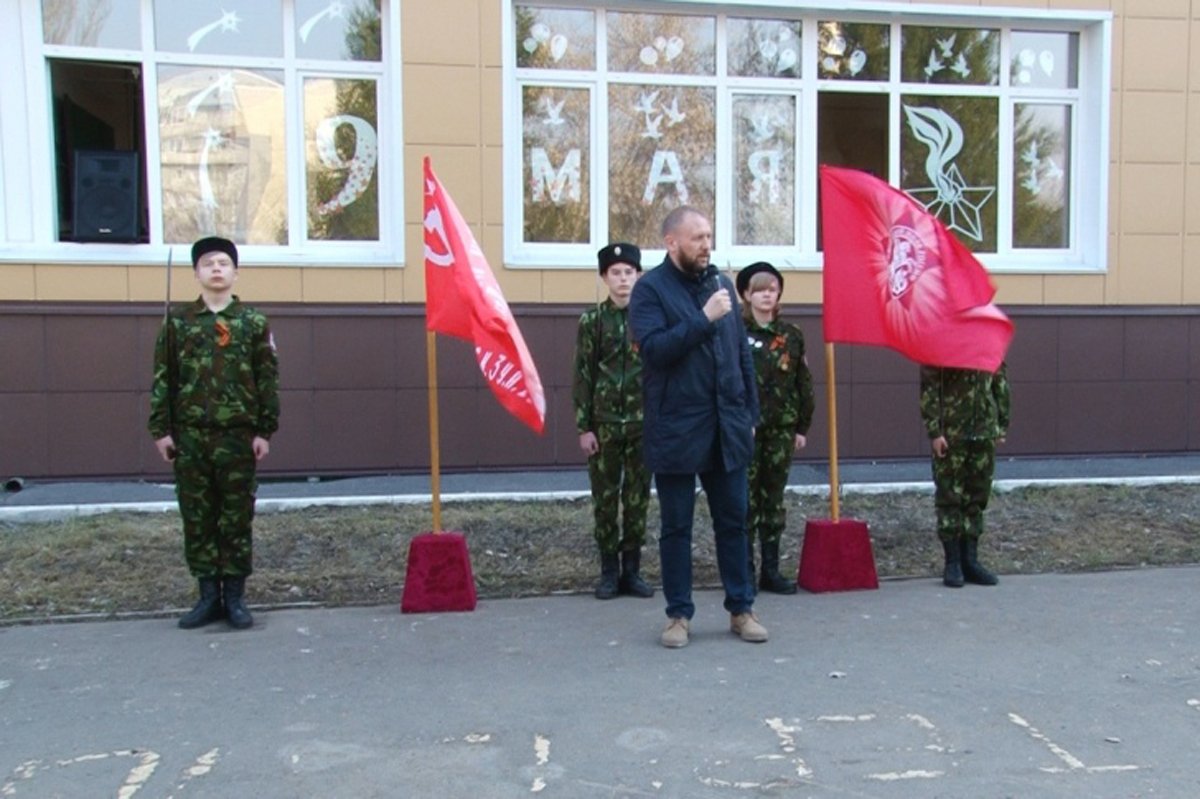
[746,319,814,435]
[149,296,280,439]
[572,299,643,431]
[919,363,1010,442]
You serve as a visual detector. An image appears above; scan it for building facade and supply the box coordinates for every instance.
[1,0,1196,481]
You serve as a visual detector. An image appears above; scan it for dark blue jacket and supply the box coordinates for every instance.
[629,256,760,474]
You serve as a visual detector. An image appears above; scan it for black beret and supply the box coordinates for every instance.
[597,242,641,274]
[191,236,239,268]
[736,261,783,296]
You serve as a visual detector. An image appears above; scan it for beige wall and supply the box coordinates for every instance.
[7,0,1197,309]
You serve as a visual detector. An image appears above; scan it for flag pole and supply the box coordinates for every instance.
[426,330,442,533]
[824,342,840,523]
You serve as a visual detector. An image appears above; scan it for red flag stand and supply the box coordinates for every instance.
[401,331,477,613]
[401,532,477,613]
[798,344,879,593]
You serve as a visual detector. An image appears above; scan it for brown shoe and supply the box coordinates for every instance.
[730,612,768,643]
[660,617,689,648]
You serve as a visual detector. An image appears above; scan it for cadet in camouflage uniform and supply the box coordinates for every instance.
[573,243,653,600]
[919,363,1010,588]
[149,236,280,629]
[737,262,814,594]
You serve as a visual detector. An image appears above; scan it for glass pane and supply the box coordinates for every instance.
[727,18,801,79]
[1014,103,1071,248]
[608,84,715,245]
[153,1,282,57]
[900,95,998,252]
[305,78,379,242]
[1011,31,1078,90]
[295,0,382,62]
[817,21,889,81]
[732,94,795,246]
[157,66,287,245]
[515,6,595,70]
[606,12,715,76]
[816,92,888,250]
[901,26,999,86]
[522,85,590,244]
[42,0,141,48]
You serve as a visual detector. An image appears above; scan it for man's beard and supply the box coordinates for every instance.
[675,249,710,275]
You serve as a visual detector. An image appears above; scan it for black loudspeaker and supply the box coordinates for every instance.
[72,150,139,242]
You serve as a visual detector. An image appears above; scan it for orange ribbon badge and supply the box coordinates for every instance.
[215,319,231,348]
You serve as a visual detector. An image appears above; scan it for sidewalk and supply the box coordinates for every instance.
[1,568,1197,797]
[3,453,1200,522]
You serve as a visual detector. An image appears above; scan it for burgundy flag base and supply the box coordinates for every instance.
[401,532,478,613]
[798,519,880,593]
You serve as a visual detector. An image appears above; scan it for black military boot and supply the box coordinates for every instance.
[178,577,223,629]
[595,553,620,600]
[942,539,965,588]
[758,541,797,594]
[960,538,999,586]
[618,549,655,598]
[222,575,254,629]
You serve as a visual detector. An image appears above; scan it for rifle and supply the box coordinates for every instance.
[162,248,178,459]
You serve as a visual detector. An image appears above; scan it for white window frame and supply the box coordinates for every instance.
[0,0,404,267]
[503,1,1111,274]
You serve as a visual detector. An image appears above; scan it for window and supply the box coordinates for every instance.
[505,3,1110,272]
[3,0,398,264]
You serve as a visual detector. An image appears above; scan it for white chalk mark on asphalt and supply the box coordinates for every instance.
[117,750,160,799]
[866,769,943,781]
[1009,713,1139,773]
[531,734,551,792]
[763,718,813,778]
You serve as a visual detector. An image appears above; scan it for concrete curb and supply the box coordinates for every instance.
[4,474,1198,523]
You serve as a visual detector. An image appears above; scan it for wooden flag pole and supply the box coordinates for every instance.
[426,330,442,533]
[796,341,878,593]
[825,341,840,523]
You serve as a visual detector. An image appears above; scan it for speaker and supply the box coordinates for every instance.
[72,150,139,242]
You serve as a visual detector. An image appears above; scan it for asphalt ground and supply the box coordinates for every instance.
[1,454,1199,795]
[1,567,1198,797]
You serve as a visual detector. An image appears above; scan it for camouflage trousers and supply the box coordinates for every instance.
[747,427,794,546]
[931,438,996,543]
[173,427,258,577]
[587,423,651,554]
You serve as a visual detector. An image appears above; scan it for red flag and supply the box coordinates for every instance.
[819,165,1013,372]
[423,157,546,434]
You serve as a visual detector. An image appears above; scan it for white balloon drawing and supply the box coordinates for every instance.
[665,36,684,61]
[531,23,551,43]
[778,26,795,42]
[1018,69,1031,84]
[1019,48,1036,67]
[523,37,537,54]
[776,47,797,73]
[827,34,846,57]
[1039,49,1055,76]
[640,46,658,66]
[654,36,667,51]
[759,38,778,60]
[550,33,568,61]
[822,56,839,74]
[848,49,867,76]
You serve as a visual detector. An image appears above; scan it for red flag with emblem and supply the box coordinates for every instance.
[423,157,546,434]
[819,165,1013,372]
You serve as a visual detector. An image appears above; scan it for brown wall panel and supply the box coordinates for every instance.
[0,393,50,477]
[0,315,46,391]
[2,302,1198,480]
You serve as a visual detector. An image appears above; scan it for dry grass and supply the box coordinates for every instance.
[2,484,1198,623]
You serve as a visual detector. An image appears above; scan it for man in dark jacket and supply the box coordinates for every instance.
[629,206,766,649]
